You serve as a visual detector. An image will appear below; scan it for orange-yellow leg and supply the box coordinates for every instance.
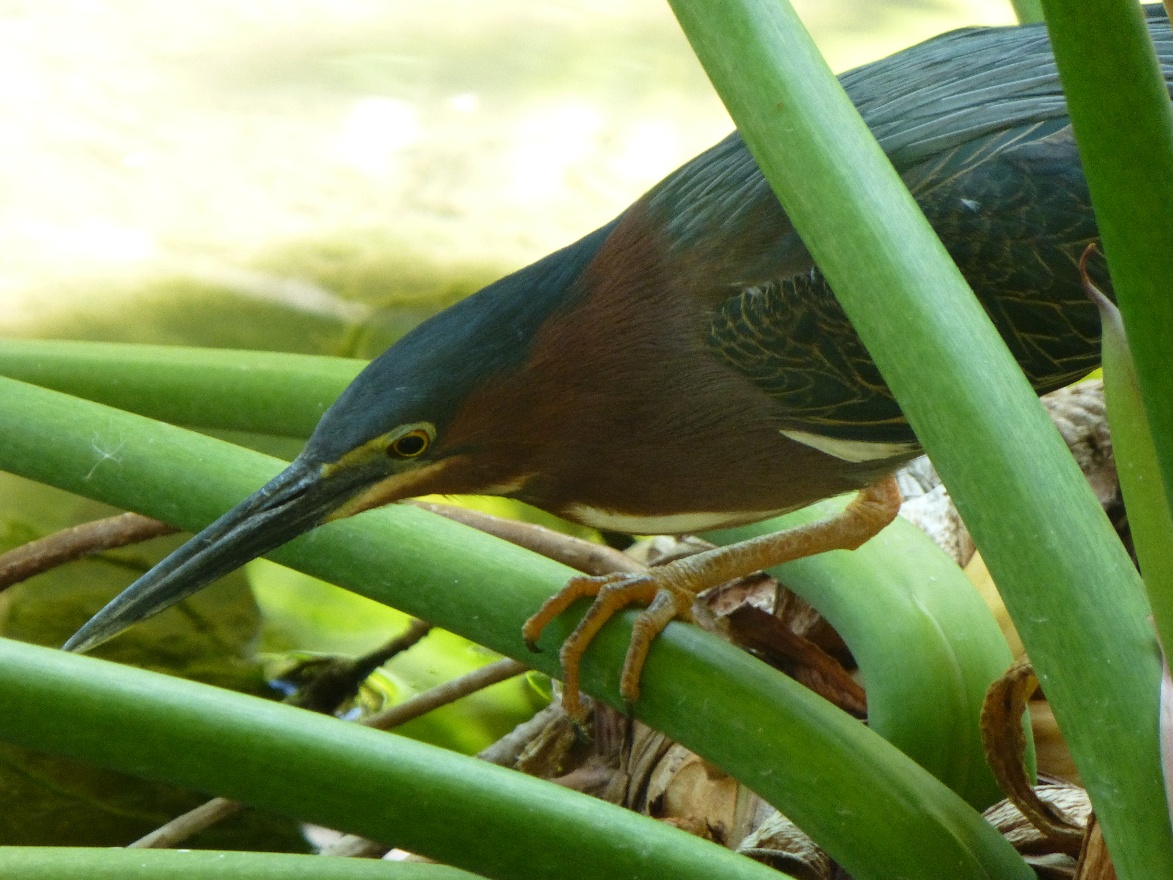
[521,474,903,720]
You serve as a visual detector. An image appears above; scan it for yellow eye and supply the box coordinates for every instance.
[389,429,430,458]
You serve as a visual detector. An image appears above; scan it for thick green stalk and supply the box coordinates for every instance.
[1039,0,1173,530]
[1011,0,1046,24]
[666,0,1170,876]
[0,339,360,437]
[0,848,485,880]
[1095,292,1173,674]
[712,501,1021,810]
[0,641,780,880]
[0,377,1030,879]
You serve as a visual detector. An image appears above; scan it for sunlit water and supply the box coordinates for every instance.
[0,0,1013,336]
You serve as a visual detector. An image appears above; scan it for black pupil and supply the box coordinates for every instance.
[394,434,426,456]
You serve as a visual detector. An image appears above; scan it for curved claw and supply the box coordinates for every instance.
[521,571,617,651]
[620,585,696,706]
[524,571,697,720]
[519,476,901,721]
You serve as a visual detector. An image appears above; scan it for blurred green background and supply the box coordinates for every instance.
[1,0,1014,354]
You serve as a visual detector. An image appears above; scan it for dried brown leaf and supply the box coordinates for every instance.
[982,656,1084,855]
[1074,813,1118,880]
[737,811,833,880]
[723,604,866,717]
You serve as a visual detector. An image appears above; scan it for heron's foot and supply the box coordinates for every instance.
[522,475,902,721]
[522,569,698,720]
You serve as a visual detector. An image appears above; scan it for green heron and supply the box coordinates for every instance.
[64,9,1172,718]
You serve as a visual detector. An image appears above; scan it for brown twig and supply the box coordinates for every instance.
[411,500,643,576]
[361,657,529,731]
[0,512,178,591]
[127,797,244,849]
[477,704,565,766]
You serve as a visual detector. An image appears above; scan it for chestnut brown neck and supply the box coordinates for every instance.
[427,206,894,531]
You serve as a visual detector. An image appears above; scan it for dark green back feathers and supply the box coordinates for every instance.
[673,8,1171,444]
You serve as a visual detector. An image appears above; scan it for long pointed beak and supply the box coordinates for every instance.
[63,457,365,654]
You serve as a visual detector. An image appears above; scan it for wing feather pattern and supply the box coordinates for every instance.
[653,10,1173,448]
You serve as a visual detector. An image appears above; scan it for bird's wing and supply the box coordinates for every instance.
[655,6,1172,266]
[681,9,1171,449]
[856,5,1173,172]
[706,270,914,449]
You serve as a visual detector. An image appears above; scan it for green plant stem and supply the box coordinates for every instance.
[0,848,485,880]
[1095,296,1173,672]
[0,376,1030,879]
[712,501,1025,811]
[0,640,784,880]
[1011,0,1046,24]
[1039,0,1173,530]
[666,0,1170,876]
[0,339,360,437]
